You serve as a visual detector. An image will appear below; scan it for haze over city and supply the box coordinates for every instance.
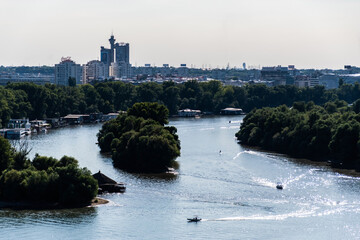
[1,0,359,69]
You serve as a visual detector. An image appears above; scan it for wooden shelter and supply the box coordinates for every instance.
[92,171,126,193]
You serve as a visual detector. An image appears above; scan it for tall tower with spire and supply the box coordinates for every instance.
[109,34,116,63]
[100,34,131,79]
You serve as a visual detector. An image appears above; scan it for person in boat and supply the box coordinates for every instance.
[187,216,201,222]
[276,182,283,190]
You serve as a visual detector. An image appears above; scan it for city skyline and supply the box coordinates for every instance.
[1,0,359,69]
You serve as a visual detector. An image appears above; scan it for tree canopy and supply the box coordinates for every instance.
[0,137,98,206]
[97,103,180,173]
[236,101,360,170]
[1,81,360,127]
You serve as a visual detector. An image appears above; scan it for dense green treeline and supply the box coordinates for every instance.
[1,81,360,127]
[0,137,98,206]
[97,102,180,173]
[236,100,360,170]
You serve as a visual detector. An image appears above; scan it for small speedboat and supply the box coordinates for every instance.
[276,182,283,190]
[187,216,201,222]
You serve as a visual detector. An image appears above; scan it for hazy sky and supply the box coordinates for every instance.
[1,0,359,69]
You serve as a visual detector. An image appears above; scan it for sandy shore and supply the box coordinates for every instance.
[90,197,109,207]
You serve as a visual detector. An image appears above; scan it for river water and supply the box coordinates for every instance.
[1,116,360,239]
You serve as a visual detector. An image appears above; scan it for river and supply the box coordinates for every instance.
[1,116,360,239]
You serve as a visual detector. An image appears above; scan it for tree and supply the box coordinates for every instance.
[0,136,13,172]
[97,103,180,173]
[127,102,169,125]
[339,78,344,87]
[68,77,76,87]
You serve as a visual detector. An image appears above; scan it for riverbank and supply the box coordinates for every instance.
[0,197,109,210]
[241,144,360,178]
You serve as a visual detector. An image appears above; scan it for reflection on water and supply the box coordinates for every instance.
[0,207,96,227]
[2,116,360,239]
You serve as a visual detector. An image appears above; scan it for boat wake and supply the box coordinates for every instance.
[233,150,269,160]
[283,173,307,185]
[252,177,276,188]
[202,209,318,222]
[243,150,269,158]
[233,152,245,160]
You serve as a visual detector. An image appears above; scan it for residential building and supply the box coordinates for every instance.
[294,75,310,87]
[83,60,107,84]
[109,62,132,79]
[261,66,293,86]
[55,57,82,86]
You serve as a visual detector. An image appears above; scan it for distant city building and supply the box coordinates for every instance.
[0,73,53,86]
[177,64,189,77]
[294,75,310,87]
[83,60,107,84]
[100,35,131,79]
[115,42,129,63]
[318,74,339,89]
[261,66,293,85]
[309,77,320,87]
[55,57,82,86]
[109,62,132,79]
[100,47,112,66]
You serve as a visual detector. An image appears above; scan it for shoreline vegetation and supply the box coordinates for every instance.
[236,100,360,171]
[0,137,98,209]
[241,145,360,179]
[97,102,181,174]
[1,81,360,129]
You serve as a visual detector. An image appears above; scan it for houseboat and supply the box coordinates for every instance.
[178,109,202,117]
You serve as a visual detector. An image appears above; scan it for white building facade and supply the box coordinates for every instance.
[55,57,82,86]
[83,60,107,84]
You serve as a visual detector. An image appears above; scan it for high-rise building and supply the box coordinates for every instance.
[100,35,131,79]
[109,35,116,63]
[55,57,82,86]
[100,47,111,66]
[83,60,107,84]
[115,42,129,63]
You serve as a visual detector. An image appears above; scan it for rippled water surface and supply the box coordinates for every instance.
[2,116,360,239]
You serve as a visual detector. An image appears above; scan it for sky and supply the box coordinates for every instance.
[0,0,359,69]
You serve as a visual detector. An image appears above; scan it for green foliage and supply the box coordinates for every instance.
[2,80,360,126]
[98,103,180,173]
[68,77,76,87]
[236,102,360,170]
[127,102,169,125]
[0,138,97,205]
[0,136,13,172]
